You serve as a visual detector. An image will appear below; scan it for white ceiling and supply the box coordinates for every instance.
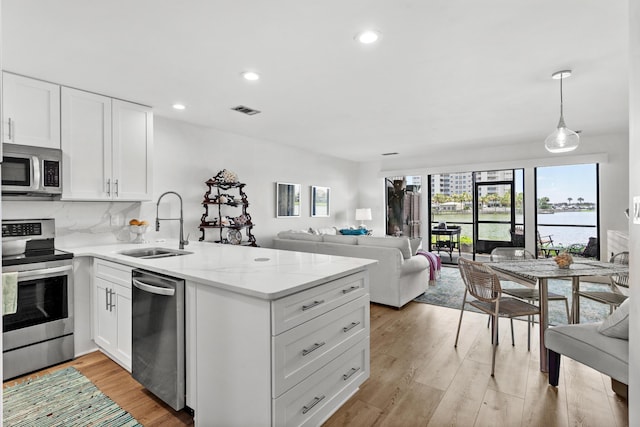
[1,0,629,162]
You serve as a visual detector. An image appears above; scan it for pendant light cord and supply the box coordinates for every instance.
[559,75,564,119]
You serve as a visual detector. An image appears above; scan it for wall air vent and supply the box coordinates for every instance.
[231,105,261,115]
[381,152,399,156]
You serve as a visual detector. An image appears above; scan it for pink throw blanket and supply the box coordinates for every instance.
[416,250,441,284]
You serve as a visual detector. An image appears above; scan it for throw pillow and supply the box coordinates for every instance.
[340,228,367,235]
[597,298,629,339]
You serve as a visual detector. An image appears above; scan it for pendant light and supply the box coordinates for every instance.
[544,70,580,153]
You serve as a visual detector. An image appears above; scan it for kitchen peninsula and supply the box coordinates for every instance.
[66,240,375,426]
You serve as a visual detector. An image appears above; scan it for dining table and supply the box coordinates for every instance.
[486,258,628,372]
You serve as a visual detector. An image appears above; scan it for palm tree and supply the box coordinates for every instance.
[567,197,573,206]
[578,197,584,206]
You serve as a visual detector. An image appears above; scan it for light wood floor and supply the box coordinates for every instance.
[3,302,628,427]
[325,302,628,427]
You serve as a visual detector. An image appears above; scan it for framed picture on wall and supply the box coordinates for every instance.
[311,186,330,217]
[276,182,301,217]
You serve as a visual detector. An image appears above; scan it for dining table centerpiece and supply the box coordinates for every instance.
[554,251,574,269]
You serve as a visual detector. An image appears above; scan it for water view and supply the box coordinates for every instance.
[432,211,597,248]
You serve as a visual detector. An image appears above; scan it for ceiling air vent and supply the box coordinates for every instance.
[231,105,261,116]
[381,152,399,156]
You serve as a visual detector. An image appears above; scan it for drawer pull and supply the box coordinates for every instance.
[343,367,361,381]
[301,395,325,414]
[342,285,359,294]
[302,299,325,311]
[302,341,326,356]
[343,321,361,333]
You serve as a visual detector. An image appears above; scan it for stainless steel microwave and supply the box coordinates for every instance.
[2,143,62,197]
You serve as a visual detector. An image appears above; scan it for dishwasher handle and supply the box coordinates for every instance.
[133,278,176,296]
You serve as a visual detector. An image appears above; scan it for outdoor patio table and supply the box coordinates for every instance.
[431,226,461,261]
[485,258,628,373]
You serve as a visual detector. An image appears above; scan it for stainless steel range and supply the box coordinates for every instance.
[2,219,74,380]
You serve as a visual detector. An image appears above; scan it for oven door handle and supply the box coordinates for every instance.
[16,265,73,280]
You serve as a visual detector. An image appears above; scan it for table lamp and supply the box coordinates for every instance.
[355,208,372,229]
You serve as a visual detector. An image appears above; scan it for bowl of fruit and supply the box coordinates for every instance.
[554,252,573,269]
[129,219,149,243]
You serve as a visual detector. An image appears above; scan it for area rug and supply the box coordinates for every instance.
[414,266,611,325]
[3,367,141,427]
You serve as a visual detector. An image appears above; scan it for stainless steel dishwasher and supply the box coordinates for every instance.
[132,269,185,411]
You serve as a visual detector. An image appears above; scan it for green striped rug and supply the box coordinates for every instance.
[3,367,141,426]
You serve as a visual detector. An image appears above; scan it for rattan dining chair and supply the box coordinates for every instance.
[578,251,629,314]
[455,257,540,376]
[490,247,571,324]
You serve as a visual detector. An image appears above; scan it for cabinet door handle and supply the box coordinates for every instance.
[109,288,115,311]
[343,321,360,333]
[301,341,325,356]
[342,285,359,294]
[301,395,325,414]
[106,179,111,196]
[7,118,13,140]
[302,300,325,311]
[105,288,110,311]
[342,367,361,381]
[114,179,119,197]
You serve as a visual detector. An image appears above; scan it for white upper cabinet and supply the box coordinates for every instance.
[111,100,153,201]
[2,73,61,148]
[61,87,153,201]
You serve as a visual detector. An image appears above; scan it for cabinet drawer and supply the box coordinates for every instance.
[272,271,368,335]
[94,259,133,287]
[273,337,369,427]
[273,296,368,397]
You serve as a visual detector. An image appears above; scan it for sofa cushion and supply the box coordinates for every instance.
[277,230,311,239]
[278,231,323,242]
[357,236,412,260]
[409,238,422,255]
[309,227,338,235]
[545,322,628,384]
[598,298,629,339]
[323,234,358,245]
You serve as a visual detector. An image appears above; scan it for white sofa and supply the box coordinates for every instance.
[272,231,430,308]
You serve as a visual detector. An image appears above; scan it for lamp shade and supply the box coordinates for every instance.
[355,208,372,221]
[544,120,580,153]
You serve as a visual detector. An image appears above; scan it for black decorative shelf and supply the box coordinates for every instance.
[199,175,257,246]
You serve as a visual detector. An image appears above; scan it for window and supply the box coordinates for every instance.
[535,164,599,257]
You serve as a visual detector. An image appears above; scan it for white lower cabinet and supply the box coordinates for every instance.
[192,270,370,426]
[93,259,132,371]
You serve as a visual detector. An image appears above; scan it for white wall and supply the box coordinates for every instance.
[357,132,629,258]
[2,116,361,248]
[628,1,639,423]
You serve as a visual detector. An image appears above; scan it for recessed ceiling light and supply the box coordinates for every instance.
[355,30,381,44]
[241,71,260,81]
[172,103,186,110]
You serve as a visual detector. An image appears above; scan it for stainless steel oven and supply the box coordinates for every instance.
[2,219,74,380]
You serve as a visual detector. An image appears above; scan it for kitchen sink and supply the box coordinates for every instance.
[118,247,193,259]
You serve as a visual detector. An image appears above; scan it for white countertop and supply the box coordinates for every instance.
[63,240,376,300]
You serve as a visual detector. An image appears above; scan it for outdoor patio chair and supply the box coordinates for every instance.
[537,231,554,257]
[578,251,629,314]
[455,257,540,376]
[490,247,571,324]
